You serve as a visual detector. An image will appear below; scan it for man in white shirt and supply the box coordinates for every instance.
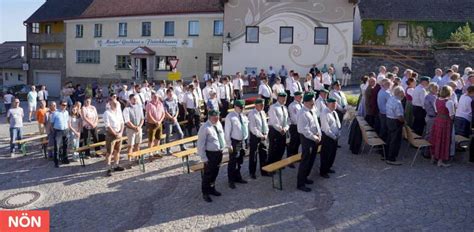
[454,86,474,137]
[289,73,303,106]
[329,81,347,125]
[319,98,341,178]
[377,66,387,83]
[202,79,217,108]
[316,89,329,116]
[225,100,249,189]
[37,85,49,104]
[296,92,321,192]
[412,76,430,135]
[287,91,303,164]
[322,68,334,90]
[218,76,233,118]
[232,73,244,100]
[258,76,272,112]
[247,99,269,179]
[183,85,201,136]
[103,100,124,177]
[27,85,38,122]
[285,70,294,97]
[198,109,225,203]
[267,92,289,164]
[401,69,413,90]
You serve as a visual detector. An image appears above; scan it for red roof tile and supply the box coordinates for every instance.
[81,0,223,19]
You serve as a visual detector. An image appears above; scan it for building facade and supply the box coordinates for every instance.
[0,42,27,86]
[222,0,356,77]
[65,13,224,83]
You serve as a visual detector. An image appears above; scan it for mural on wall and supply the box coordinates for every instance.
[224,0,354,70]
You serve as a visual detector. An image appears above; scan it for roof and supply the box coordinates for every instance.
[129,46,156,55]
[80,0,223,19]
[25,0,94,23]
[0,42,26,69]
[358,0,474,23]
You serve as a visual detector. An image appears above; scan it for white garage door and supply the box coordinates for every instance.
[36,72,61,98]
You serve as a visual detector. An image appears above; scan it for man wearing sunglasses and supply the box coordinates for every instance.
[51,101,70,167]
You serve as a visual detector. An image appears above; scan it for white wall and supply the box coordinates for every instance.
[223,12,353,77]
[1,69,27,86]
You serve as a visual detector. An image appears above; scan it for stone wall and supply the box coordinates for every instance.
[434,49,474,71]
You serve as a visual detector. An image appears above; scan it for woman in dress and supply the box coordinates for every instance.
[430,86,455,167]
[357,75,369,116]
[404,77,416,127]
[69,106,82,162]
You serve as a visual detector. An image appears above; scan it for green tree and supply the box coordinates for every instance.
[450,23,474,49]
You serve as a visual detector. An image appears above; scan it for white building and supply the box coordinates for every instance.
[65,0,224,83]
[222,0,356,77]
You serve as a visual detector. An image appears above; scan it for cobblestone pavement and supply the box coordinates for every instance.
[0,122,473,232]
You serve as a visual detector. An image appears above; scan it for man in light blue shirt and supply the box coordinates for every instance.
[385,86,405,165]
[51,101,70,167]
[377,79,392,145]
[438,69,453,87]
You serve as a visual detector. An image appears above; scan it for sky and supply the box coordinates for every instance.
[0,0,46,43]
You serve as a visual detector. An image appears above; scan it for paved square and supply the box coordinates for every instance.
[0,122,473,231]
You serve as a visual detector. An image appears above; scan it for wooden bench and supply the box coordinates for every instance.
[262,154,302,190]
[455,135,469,148]
[14,134,48,156]
[76,137,126,167]
[173,147,198,173]
[128,135,197,172]
[403,126,431,166]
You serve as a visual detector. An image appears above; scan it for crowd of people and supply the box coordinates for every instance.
[356,65,474,167]
[9,62,474,203]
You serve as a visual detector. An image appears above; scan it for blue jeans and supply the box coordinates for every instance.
[164,121,185,153]
[10,127,22,153]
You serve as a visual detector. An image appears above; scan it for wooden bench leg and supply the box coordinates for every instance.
[182,156,190,174]
[140,155,145,172]
[79,152,85,167]
[42,144,47,159]
[271,170,283,190]
[21,144,27,156]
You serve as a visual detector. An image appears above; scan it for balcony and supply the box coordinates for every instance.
[29,58,65,71]
[27,32,65,44]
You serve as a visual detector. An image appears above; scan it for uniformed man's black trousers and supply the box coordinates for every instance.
[249,133,268,176]
[297,135,318,187]
[228,138,245,182]
[219,99,230,118]
[268,127,287,164]
[320,133,337,175]
[202,150,223,194]
[186,108,200,136]
[287,124,300,158]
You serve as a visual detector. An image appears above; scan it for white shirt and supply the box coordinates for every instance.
[288,100,303,125]
[320,107,341,140]
[377,73,386,83]
[248,109,268,138]
[268,102,289,132]
[267,69,276,76]
[297,106,321,142]
[455,94,472,121]
[286,75,294,90]
[304,81,312,92]
[202,86,217,103]
[272,83,285,99]
[197,121,226,162]
[193,86,203,101]
[103,109,124,133]
[233,78,244,90]
[290,80,303,96]
[329,90,347,111]
[322,73,332,85]
[313,76,324,91]
[258,83,272,98]
[173,85,184,103]
[135,92,146,109]
[315,96,327,115]
[183,91,199,109]
[224,111,249,145]
[218,83,232,101]
[4,94,14,104]
[38,90,48,101]
[412,85,428,107]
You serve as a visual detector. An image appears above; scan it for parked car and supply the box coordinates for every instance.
[8,84,30,101]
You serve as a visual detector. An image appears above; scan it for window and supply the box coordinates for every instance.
[116,56,131,69]
[94,24,102,37]
[426,27,433,37]
[5,73,9,81]
[142,22,151,36]
[280,26,293,44]
[42,49,63,59]
[188,21,199,36]
[375,24,384,36]
[164,21,175,36]
[214,20,224,36]
[246,26,259,43]
[76,24,83,38]
[32,23,39,33]
[45,24,51,34]
[314,27,328,44]
[398,24,408,37]
[119,23,127,37]
[31,45,40,59]
[156,56,177,71]
[18,74,23,82]
[76,50,100,64]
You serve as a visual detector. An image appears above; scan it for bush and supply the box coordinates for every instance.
[450,23,474,49]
